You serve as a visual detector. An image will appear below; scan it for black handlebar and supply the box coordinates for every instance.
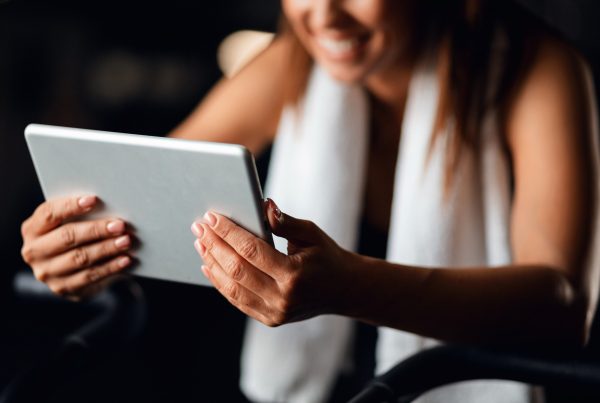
[349,344,600,403]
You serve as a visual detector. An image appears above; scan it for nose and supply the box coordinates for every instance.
[311,0,345,30]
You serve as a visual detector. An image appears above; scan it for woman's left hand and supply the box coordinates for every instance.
[191,199,353,326]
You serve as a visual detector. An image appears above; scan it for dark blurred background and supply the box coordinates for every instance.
[0,0,599,402]
[0,1,280,402]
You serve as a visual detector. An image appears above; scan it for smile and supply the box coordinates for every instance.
[315,35,368,60]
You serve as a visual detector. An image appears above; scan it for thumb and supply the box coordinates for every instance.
[264,198,322,246]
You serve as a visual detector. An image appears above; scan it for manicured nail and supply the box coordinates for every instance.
[107,220,125,234]
[191,222,204,238]
[195,238,207,256]
[267,198,283,222]
[201,265,210,277]
[78,195,96,208]
[203,212,217,227]
[117,256,131,268]
[114,235,130,249]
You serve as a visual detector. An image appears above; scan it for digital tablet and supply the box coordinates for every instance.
[25,124,272,286]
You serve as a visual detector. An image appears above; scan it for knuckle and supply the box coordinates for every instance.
[72,248,90,267]
[91,221,104,240]
[224,281,241,301]
[238,239,259,261]
[202,235,216,251]
[226,258,245,282]
[99,239,116,257]
[201,251,214,265]
[60,226,77,248]
[38,203,56,226]
[217,222,232,240]
[61,199,73,215]
[86,267,103,283]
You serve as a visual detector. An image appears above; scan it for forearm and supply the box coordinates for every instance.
[338,252,590,348]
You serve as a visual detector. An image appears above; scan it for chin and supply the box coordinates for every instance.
[319,63,369,84]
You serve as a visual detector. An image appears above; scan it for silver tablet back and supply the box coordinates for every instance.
[25,124,270,286]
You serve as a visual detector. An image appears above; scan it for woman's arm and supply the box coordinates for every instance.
[343,39,599,347]
[168,36,289,155]
[192,39,598,349]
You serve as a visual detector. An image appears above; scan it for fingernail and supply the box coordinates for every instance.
[191,222,204,238]
[201,265,210,277]
[268,198,283,222]
[78,195,96,208]
[203,212,217,227]
[107,220,125,234]
[114,235,130,249]
[117,256,131,268]
[194,239,204,256]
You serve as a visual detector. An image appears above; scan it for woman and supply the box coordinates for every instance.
[20,0,599,402]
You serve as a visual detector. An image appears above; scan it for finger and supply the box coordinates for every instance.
[24,195,98,237]
[201,259,275,325]
[264,198,283,230]
[197,211,286,271]
[40,234,132,279]
[46,255,131,297]
[195,229,278,296]
[264,198,323,246]
[24,218,127,260]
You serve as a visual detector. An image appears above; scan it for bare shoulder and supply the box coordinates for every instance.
[505,34,591,148]
[530,35,589,100]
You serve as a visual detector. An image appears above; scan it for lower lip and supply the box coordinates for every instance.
[315,37,368,62]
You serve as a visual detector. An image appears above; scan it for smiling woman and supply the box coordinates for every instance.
[284,0,423,85]
[19,0,600,402]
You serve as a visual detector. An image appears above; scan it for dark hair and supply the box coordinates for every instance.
[279,0,560,189]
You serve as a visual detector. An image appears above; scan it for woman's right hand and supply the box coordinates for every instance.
[20,195,133,299]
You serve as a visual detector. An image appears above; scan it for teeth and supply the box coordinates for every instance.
[317,37,359,54]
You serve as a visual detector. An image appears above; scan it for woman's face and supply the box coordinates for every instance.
[282,0,414,83]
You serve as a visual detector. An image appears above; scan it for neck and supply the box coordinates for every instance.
[365,61,414,117]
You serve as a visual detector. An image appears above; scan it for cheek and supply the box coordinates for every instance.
[346,0,388,30]
[282,0,309,27]
[282,0,318,57]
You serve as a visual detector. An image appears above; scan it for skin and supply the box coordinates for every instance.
[21,0,598,347]
[20,195,132,299]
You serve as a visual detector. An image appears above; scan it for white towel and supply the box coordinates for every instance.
[240,64,368,403]
[240,56,600,403]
